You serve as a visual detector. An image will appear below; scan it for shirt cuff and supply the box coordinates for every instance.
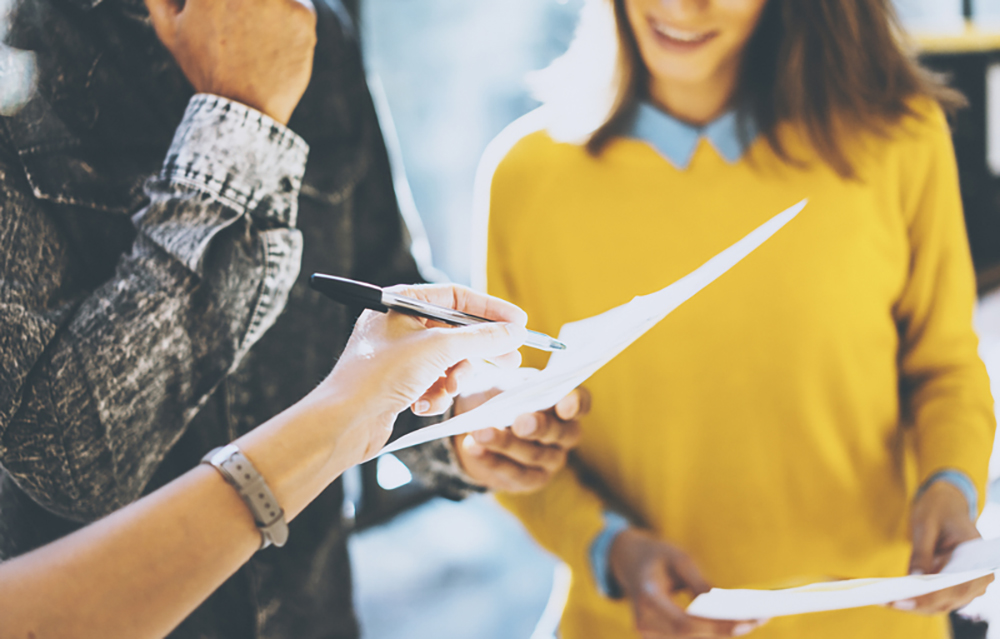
[918,469,979,521]
[589,510,631,599]
[161,94,309,226]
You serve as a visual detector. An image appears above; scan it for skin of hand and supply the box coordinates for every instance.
[609,528,768,638]
[0,284,528,639]
[888,481,995,614]
[144,0,318,124]
[310,284,529,476]
[448,387,589,493]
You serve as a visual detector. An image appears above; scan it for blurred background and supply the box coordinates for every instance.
[348,0,1000,637]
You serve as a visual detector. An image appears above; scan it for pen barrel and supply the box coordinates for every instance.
[310,274,389,313]
[381,293,487,327]
[381,292,564,352]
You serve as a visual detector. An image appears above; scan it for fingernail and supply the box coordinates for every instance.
[463,439,486,456]
[891,599,916,611]
[473,428,495,444]
[910,569,924,576]
[414,400,430,414]
[513,415,537,437]
[733,622,755,636]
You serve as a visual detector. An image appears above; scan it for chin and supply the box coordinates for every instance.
[647,61,719,89]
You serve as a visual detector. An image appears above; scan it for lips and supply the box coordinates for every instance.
[648,16,718,50]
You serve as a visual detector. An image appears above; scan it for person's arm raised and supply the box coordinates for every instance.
[145,0,317,125]
[0,284,526,639]
[0,0,321,523]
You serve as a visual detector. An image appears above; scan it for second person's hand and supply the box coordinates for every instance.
[888,480,994,614]
[610,528,768,638]
[450,387,590,493]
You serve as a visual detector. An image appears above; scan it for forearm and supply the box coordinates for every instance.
[0,95,308,520]
[0,388,353,639]
[0,284,530,639]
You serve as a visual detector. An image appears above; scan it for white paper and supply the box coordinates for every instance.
[687,538,1000,620]
[381,199,807,454]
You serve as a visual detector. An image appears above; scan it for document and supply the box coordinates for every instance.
[381,198,807,454]
[686,538,1000,620]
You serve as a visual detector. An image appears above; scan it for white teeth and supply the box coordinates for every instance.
[650,20,709,43]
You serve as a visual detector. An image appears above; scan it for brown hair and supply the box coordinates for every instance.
[571,0,965,178]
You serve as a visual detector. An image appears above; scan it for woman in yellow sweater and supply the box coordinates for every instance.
[469,0,997,637]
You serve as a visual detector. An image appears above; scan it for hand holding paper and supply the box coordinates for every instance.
[381,199,807,454]
[450,386,588,494]
[897,478,992,614]
[686,537,1000,620]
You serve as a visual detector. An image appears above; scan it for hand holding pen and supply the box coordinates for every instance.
[309,274,567,352]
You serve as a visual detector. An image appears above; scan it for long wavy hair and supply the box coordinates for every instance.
[531,0,965,178]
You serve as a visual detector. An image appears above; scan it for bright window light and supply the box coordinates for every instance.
[376,453,413,491]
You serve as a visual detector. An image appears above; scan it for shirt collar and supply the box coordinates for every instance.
[627,101,757,170]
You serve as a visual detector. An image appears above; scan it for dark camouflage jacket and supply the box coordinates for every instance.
[0,0,473,636]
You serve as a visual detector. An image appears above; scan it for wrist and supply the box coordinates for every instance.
[591,512,631,599]
[608,527,642,597]
[234,389,362,522]
[917,469,979,521]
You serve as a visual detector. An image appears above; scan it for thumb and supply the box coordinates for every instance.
[434,321,527,365]
[909,518,940,575]
[670,551,713,596]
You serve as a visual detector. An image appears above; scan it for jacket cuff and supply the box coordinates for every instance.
[164,94,309,224]
[134,95,309,275]
[589,510,631,599]
[918,469,979,521]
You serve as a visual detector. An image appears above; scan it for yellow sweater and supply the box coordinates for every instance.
[483,100,995,639]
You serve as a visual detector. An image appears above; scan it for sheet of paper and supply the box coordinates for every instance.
[381,199,807,454]
[686,537,1000,620]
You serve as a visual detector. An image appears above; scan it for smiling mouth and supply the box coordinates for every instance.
[648,17,718,47]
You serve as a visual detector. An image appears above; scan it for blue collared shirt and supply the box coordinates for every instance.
[587,104,981,598]
[626,101,757,169]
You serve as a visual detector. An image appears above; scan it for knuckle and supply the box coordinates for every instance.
[542,448,568,470]
[480,451,505,471]
[527,443,552,465]
[488,428,515,451]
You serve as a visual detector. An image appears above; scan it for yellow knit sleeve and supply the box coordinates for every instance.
[485,137,614,586]
[895,103,996,513]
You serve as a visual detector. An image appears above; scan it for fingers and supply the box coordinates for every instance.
[429,321,527,367]
[457,435,550,492]
[466,427,568,473]
[490,349,523,369]
[511,411,582,447]
[443,360,474,396]
[553,386,592,421]
[386,283,529,325]
[892,574,996,615]
[635,575,746,638]
[411,377,453,416]
[908,516,940,576]
[669,550,713,596]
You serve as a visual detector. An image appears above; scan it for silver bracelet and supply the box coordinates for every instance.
[201,444,289,549]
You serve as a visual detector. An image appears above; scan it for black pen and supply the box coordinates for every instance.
[309,274,567,352]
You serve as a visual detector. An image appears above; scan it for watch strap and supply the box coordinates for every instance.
[201,444,289,549]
